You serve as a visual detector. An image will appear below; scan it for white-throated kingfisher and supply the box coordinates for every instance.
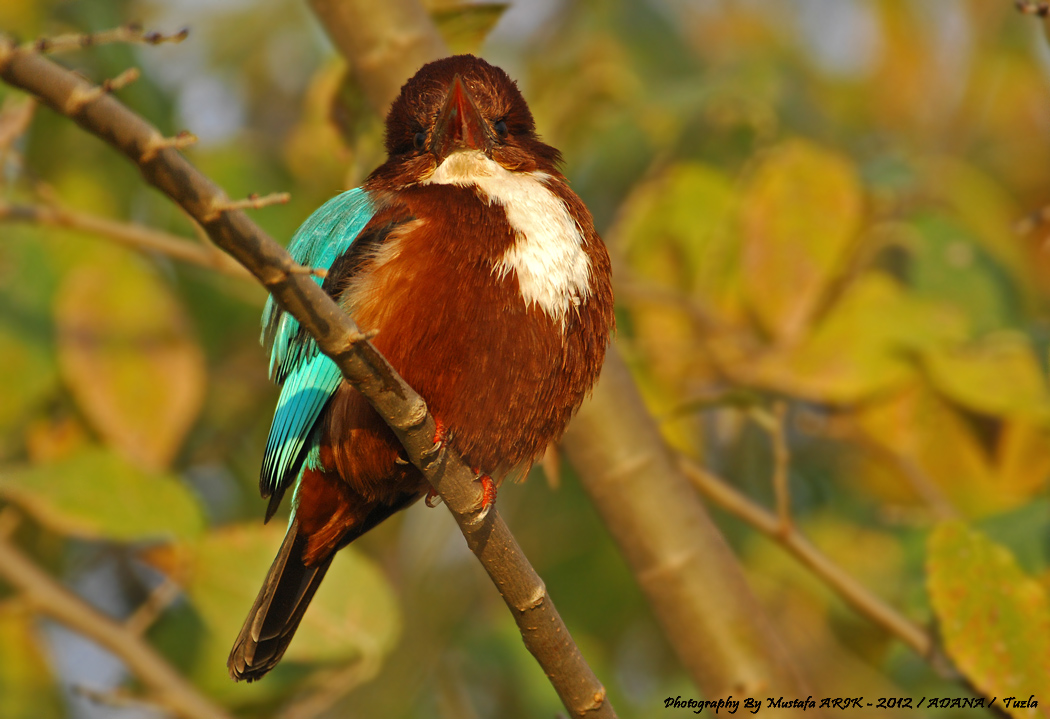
[228,54,614,681]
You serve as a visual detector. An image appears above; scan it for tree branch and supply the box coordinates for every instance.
[0,200,254,279]
[748,402,793,534]
[0,527,231,719]
[0,35,613,719]
[677,456,934,659]
[307,0,449,113]
[14,24,188,55]
[306,2,823,702]
[562,349,817,705]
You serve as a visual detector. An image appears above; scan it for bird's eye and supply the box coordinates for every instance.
[413,132,426,150]
[493,120,508,139]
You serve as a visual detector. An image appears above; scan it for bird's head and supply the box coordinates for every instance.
[368,55,562,189]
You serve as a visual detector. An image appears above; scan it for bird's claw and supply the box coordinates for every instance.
[424,487,443,508]
[474,473,496,521]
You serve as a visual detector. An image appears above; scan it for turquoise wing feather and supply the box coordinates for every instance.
[260,188,376,499]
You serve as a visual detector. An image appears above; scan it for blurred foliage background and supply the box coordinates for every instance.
[3,0,1050,717]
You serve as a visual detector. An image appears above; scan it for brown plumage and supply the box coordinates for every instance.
[228,54,614,682]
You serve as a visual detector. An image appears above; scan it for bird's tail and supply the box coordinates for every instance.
[227,518,332,682]
[227,489,424,682]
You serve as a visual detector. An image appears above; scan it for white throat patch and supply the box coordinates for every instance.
[422,151,592,325]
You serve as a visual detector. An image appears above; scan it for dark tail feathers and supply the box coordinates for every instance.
[228,491,424,682]
[227,519,332,682]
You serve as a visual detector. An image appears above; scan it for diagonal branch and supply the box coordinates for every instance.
[318,2,821,706]
[0,200,254,278]
[0,526,231,719]
[0,35,614,719]
[562,349,815,702]
[677,456,934,659]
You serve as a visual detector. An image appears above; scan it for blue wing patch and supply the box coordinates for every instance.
[260,188,376,497]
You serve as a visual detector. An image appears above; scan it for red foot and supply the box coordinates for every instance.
[477,474,496,515]
[420,416,447,467]
[432,417,446,449]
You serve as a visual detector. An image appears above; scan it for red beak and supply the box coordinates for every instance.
[430,75,494,161]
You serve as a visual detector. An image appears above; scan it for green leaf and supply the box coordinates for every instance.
[619,161,739,310]
[908,212,1021,334]
[749,273,967,403]
[0,605,64,719]
[55,253,206,469]
[0,323,58,444]
[0,229,62,444]
[148,523,401,705]
[924,332,1050,421]
[927,522,1050,716]
[0,448,204,542]
[740,138,862,340]
[917,157,1034,302]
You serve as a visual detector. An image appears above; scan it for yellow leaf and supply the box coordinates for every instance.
[618,161,741,317]
[854,385,1019,517]
[924,332,1050,422]
[748,273,966,404]
[740,138,862,340]
[928,522,1050,717]
[996,420,1050,502]
[55,253,206,469]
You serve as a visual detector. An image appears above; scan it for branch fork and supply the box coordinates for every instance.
[208,191,290,220]
[64,67,140,114]
[139,130,197,163]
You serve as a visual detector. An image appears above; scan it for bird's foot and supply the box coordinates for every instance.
[475,473,496,521]
[419,417,447,468]
[424,486,443,508]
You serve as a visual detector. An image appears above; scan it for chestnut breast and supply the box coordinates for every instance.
[345,161,612,477]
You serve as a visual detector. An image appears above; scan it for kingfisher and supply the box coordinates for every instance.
[228,54,614,681]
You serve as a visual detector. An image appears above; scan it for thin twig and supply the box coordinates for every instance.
[140,130,197,162]
[73,685,174,715]
[21,24,189,55]
[278,656,380,719]
[0,533,231,719]
[285,263,328,278]
[209,191,290,219]
[749,401,792,534]
[0,200,254,279]
[0,35,614,719]
[125,578,181,636]
[811,412,959,521]
[677,456,934,660]
[65,67,140,114]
